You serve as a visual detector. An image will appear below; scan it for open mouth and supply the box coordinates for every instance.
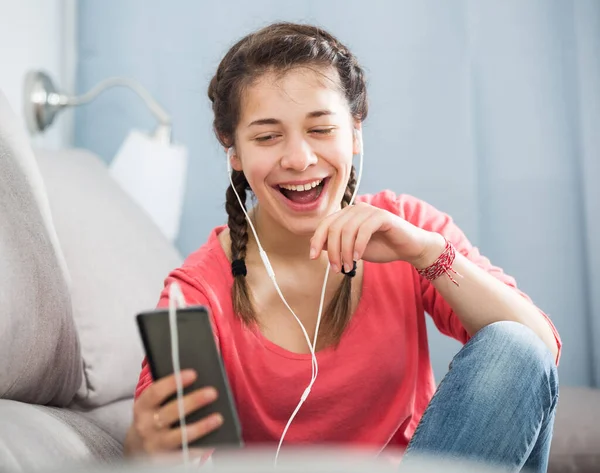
[276,178,327,205]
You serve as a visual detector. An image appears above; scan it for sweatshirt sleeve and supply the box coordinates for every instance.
[400,192,561,362]
[360,190,562,363]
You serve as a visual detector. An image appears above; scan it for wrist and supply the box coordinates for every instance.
[410,232,446,270]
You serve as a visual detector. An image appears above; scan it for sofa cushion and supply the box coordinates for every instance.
[0,90,81,406]
[0,399,122,471]
[549,386,600,473]
[34,148,182,408]
[77,398,133,445]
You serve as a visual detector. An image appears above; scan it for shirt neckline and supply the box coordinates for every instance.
[208,225,372,361]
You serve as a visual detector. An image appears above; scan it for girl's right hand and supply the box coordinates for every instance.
[125,369,223,455]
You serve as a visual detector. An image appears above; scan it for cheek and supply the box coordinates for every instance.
[331,146,355,196]
[241,159,272,192]
[331,136,355,168]
[332,146,354,176]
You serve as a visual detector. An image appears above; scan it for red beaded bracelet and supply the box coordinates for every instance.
[416,238,462,287]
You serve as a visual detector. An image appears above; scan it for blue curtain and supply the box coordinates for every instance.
[75,0,600,387]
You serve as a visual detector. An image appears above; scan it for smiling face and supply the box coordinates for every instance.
[230,67,361,237]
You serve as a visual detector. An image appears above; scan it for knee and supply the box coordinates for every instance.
[473,321,555,370]
[453,321,559,407]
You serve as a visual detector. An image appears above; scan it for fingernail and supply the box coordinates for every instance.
[203,388,218,401]
[309,247,316,259]
[331,264,340,273]
[353,252,359,261]
[344,263,351,273]
[211,414,224,427]
[182,370,197,382]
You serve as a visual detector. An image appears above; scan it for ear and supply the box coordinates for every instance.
[352,121,363,155]
[226,147,244,172]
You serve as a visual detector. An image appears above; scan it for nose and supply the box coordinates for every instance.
[280,136,317,172]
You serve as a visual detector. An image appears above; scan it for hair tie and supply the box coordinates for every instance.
[341,261,357,278]
[231,259,247,277]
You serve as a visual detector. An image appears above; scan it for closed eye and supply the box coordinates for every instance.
[254,128,335,142]
[255,134,280,142]
[310,128,335,135]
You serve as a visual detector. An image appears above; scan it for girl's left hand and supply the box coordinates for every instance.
[309,202,444,273]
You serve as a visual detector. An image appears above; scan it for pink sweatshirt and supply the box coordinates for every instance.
[135,190,562,455]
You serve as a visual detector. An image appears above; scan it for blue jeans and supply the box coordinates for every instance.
[402,321,559,473]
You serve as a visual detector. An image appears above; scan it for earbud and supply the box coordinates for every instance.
[353,128,362,149]
[226,147,235,173]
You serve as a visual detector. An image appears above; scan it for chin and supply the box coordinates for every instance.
[282,219,322,237]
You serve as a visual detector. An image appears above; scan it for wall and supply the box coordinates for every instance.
[0,0,75,149]
[74,0,600,387]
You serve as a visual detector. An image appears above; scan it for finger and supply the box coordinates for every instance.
[340,204,376,268]
[160,413,224,450]
[325,210,357,272]
[340,209,375,271]
[354,214,385,261]
[310,210,345,260]
[136,370,197,411]
[158,387,218,428]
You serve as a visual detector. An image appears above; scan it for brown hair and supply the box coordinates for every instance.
[208,22,368,345]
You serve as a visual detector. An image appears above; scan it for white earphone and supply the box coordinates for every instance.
[167,130,364,468]
[227,128,364,464]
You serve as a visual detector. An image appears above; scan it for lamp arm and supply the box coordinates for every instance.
[60,77,172,127]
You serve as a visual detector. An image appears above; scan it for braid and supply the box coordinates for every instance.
[342,165,357,208]
[225,170,254,323]
[225,170,249,262]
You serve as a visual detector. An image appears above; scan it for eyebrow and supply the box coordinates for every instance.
[247,110,335,127]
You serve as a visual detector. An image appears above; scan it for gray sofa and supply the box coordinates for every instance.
[0,89,599,472]
[0,89,181,471]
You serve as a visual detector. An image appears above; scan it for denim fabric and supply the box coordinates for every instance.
[403,321,559,473]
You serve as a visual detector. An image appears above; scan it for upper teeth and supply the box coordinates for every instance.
[279,179,322,191]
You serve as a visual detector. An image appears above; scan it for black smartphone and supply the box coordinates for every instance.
[136,306,243,448]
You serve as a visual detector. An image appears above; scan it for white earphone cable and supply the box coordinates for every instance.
[227,130,363,465]
[168,281,190,468]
